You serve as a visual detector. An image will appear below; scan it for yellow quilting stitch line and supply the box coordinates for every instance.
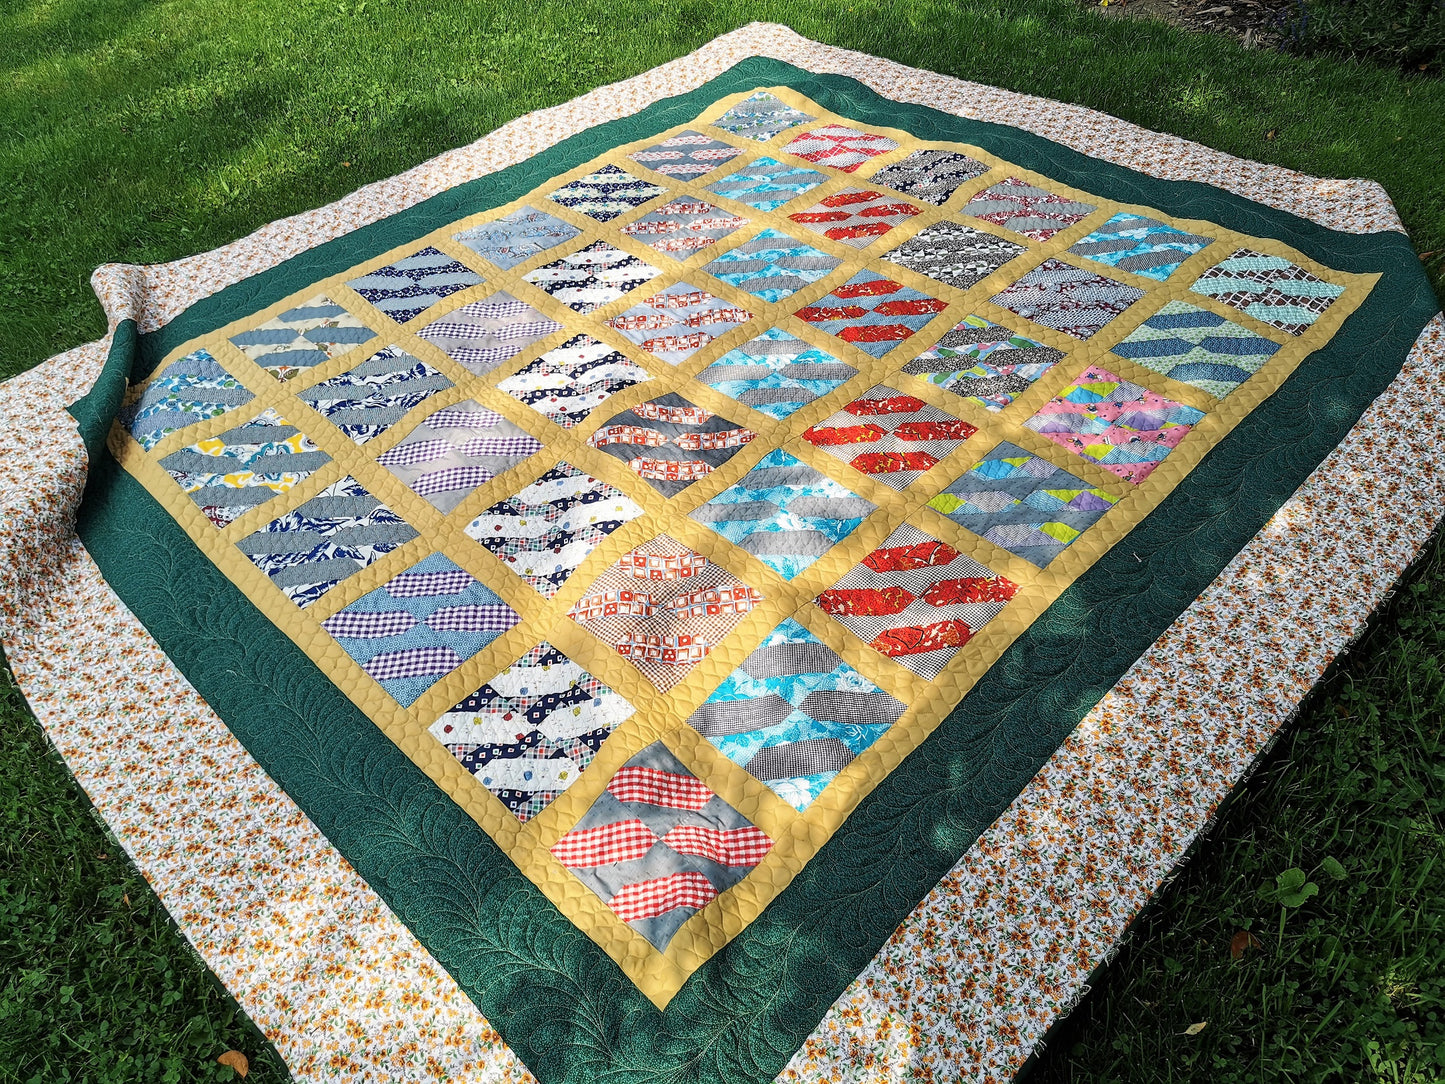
[110,87,1381,1007]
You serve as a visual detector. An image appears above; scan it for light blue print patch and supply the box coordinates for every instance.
[696,328,857,420]
[452,206,581,271]
[702,228,842,302]
[688,449,874,580]
[705,156,829,210]
[686,619,908,810]
[121,349,255,450]
[1067,212,1212,282]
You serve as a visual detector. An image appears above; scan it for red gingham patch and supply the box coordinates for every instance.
[661,824,772,867]
[606,765,715,810]
[550,819,657,868]
[607,870,718,922]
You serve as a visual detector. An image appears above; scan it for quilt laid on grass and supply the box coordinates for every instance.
[5,24,1443,1084]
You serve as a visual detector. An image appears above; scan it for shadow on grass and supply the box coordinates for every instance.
[1024,530,1445,1082]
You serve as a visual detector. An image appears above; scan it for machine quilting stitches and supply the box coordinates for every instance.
[463,463,645,598]
[818,522,1018,678]
[587,393,757,497]
[73,67,1389,1081]
[566,535,763,691]
[430,641,635,821]
[802,385,978,490]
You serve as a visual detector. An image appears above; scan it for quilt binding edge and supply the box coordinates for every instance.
[0,22,1439,1084]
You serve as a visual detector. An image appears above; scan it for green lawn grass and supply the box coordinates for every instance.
[0,1,1442,1080]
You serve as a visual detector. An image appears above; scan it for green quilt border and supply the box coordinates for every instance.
[68,57,1439,1084]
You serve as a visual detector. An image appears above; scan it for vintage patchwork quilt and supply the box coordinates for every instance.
[4,24,1443,1084]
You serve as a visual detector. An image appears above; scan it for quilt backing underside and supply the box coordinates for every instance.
[97,80,1378,1055]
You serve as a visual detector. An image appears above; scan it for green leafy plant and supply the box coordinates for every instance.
[1301,0,1445,71]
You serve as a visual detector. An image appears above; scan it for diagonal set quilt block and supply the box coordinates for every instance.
[1023,365,1207,483]
[565,535,763,692]
[321,552,519,707]
[802,384,978,490]
[928,441,1120,567]
[689,449,875,580]
[696,328,857,419]
[606,283,754,365]
[586,393,757,497]
[794,271,947,357]
[705,156,828,210]
[463,462,645,598]
[431,641,636,821]
[228,296,377,383]
[817,522,1018,678]
[158,407,331,528]
[375,399,542,513]
[687,618,907,811]
[899,314,1065,411]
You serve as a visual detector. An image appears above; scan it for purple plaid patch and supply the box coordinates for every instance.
[445,346,531,367]
[376,438,453,468]
[422,406,505,429]
[386,569,477,598]
[411,465,496,497]
[362,646,464,682]
[459,299,532,320]
[426,603,520,633]
[321,610,418,640]
[458,436,543,458]
[493,320,561,341]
